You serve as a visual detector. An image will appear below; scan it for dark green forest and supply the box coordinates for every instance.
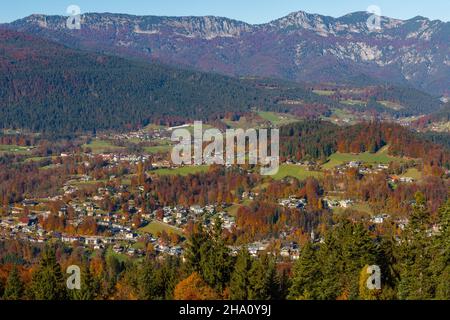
[0,29,336,134]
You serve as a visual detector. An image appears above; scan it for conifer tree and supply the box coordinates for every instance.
[199,217,233,293]
[71,264,98,300]
[264,256,282,300]
[230,248,253,300]
[289,242,320,300]
[185,224,207,274]
[139,260,158,300]
[248,258,269,300]
[398,192,434,300]
[433,199,450,299]
[157,255,183,300]
[30,247,67,300]
[3,266,25,300]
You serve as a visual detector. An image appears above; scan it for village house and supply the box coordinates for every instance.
[348,161,361,168]
[190,205,204,215]
[371,214,391,224]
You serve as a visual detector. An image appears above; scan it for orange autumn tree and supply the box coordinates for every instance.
[174,272,219,300]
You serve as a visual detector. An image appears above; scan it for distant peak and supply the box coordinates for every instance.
[341,11,372,18]
[407,15,430,22]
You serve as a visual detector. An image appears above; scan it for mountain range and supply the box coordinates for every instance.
[5,11,450,95]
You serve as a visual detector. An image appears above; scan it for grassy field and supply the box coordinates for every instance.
[151,165,210,176]
[340,99,366,106]
[139,220,183,236]
[257,111,301,127]
[400,168,423,180]
[225,204,242,217]
[182,123,214,134]
[24,156,50,163]
[83,139,125,154]
[144,123,167,131]
[322,108,358,125]
[224,112,300,129]
[322,146,401,170]
[144,144,172,154]
[313,90,335,96]
[223,115,267,129]
[132,242,146,250]
[379,100,404,111]
[0,144,32,155]
[105,247,130,264]
[225,199,254,216]
[332,202,374,215]
[273,164,323,181]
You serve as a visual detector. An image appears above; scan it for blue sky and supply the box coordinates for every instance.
[0,0,449,23]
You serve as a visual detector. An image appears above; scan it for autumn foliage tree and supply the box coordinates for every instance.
[174,273,218,300]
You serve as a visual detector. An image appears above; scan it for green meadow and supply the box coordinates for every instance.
[400,168,423,180]
[322,146,401,170]
[144,144,172,154]
[0,144,32,155]
[313,90,335,96]
[82,139,125,154]
[258,111,301,127]
[273,164,323,181]
[139,220,183,236]
[151,165,210,176]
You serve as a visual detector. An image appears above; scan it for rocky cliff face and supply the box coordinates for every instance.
[7,11,450,95]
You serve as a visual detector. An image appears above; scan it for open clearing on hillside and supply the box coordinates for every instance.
[225,199,254,217]
[273,164,323,180]
[379,101,404,110]
[223,116,265,129]
[0,144,32,155]
[332,202,374,215]
[24,156,51,163]
[340,99,366,106]
[322,108,359,125]
[151,165,210,176]
[322,146,401,170]
[139,220,183,236]
[144,144,172,154]
[83,139,124,154]
[313,90,335,96]
[400,168,423,180]
[226,204,243,217]
[257,111,301,127]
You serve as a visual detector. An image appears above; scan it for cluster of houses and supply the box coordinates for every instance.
[333,161,418,185]
[389,175,415,184]
[1,172,242,259]
[277,195,357,211]
[97,153,151,166]
[371,214,391,224]
[109,125,172,142]
[241,191,258,201]
[229,241,302,261]
[333,161,391,175]
[279,242,301,260]
[323,198,354,209]
[143,204,236,231]
[278,196,307,209]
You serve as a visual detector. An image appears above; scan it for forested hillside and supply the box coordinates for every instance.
[280,120,450,169]
[0,29,327,134]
